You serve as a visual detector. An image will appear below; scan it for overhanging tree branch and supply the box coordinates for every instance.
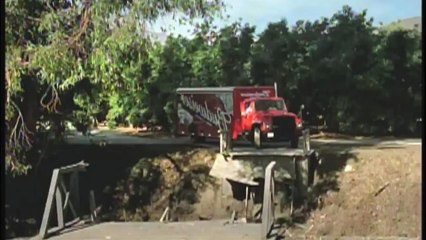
[9,99,34,150]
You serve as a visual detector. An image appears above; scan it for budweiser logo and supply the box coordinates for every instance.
[180,95,232,131]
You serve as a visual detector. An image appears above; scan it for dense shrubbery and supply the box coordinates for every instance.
[6,2,421,175]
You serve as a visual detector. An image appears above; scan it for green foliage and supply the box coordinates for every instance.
[6,3,422,175]
[5,0,225,175]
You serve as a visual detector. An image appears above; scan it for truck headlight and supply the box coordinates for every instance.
[297,122,303,128]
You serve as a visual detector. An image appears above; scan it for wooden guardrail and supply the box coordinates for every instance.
[218,129,232,154]
[37,161,96,239]
[302,129,310,153]
[260,161,276,240]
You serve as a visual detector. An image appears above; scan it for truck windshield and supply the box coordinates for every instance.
[254,99,286,111]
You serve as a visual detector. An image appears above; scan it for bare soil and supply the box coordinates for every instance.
[97,125,170,138]
[310,131,360,139]
[288,145,421,238]
[107,137,421,237]
[108,148,233,222]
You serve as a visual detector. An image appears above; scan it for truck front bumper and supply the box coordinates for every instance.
[263,131,294,142]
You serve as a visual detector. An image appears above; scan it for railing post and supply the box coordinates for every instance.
[55,183,64,229]
[89,190,97,222]
[302,129,310,153]
[70,171,80,216]
[261,161,276,240]
[219,130,224,153]
[37,161,89,239]
[218,129,232,154]
[38,169,60,239]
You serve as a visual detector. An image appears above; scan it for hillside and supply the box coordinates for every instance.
[382,16,422,32]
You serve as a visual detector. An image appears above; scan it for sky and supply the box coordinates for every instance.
[149,0,422,37]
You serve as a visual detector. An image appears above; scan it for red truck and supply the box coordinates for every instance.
[175,86,303,148]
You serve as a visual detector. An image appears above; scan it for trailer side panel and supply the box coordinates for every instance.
[176,89,234,138]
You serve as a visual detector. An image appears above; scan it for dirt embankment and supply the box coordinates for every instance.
[90,142,421,237]
[290,145,421,237]
[106,148,232,222]
[5,144,229,238]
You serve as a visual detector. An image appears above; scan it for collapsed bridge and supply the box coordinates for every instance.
[38,130,319,240]
[209,130,319,231]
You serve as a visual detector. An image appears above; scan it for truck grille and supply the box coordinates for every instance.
[272,116,295,140]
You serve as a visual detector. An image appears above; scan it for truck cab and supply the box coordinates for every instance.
[240,97,303,148]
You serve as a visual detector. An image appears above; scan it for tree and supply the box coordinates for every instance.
[251,20,292,89]
[5,0,224,175]
[6,3,422,176]
[216,22,255,86]
[378,29,422,136]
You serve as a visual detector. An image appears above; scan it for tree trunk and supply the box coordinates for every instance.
[22,76,39,135]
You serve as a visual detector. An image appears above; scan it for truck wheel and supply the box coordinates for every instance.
[290,134,299,148]
[253,126,262,148]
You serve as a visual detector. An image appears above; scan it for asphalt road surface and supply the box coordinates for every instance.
[64,130,421,148]
[47,221,420,240]
[49,221,262,240]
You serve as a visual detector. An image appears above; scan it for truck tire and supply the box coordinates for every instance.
[290,134,299,148]
[253,126,262,148]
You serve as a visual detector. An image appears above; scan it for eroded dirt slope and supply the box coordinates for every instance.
[293,145,421,237]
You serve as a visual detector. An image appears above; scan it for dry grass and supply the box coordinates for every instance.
[298,145,421,237]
